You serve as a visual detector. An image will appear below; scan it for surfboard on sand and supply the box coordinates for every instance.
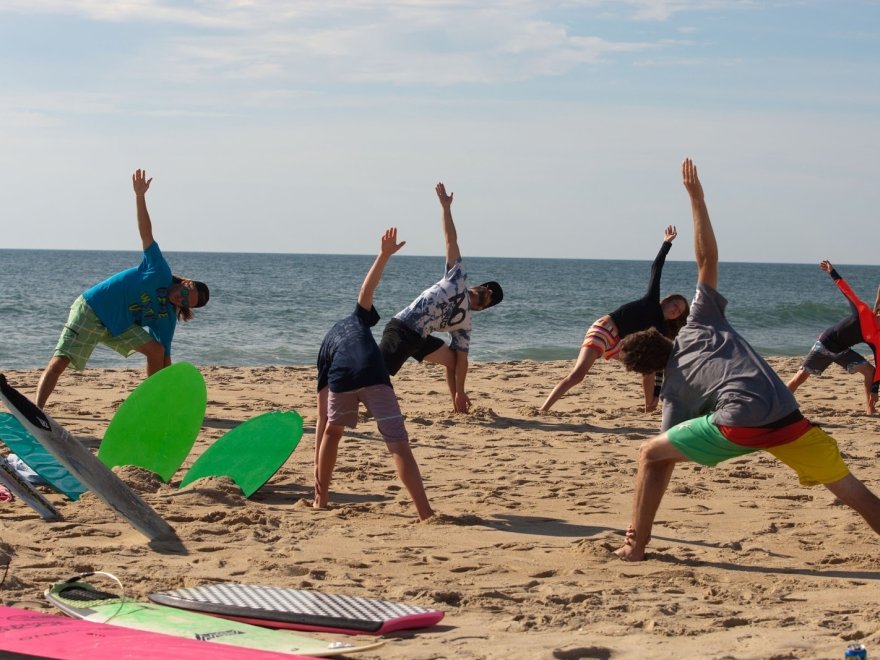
[0,412,86,500]
[178,411,303,498]
[98,362,207,483]
[0,454,60,521]
[45,577,384,657]
[0,374,177,544]
[149,582,445,635]
[0,605,315,660]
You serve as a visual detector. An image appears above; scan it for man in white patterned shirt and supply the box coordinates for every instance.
[379,182,502,413]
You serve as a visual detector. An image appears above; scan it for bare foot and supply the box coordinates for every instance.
[614,543,645,561]
[614,525,648,561]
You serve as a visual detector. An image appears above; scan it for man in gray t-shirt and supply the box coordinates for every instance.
[612,158,880,562]
[661,282,799,432]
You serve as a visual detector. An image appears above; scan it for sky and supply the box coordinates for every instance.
[1,1,878,263]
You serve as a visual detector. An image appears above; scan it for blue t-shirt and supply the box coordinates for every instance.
[82,241,176,355]
[317,304,392,393]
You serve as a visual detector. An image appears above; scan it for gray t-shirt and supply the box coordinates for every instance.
[661,283,799,431]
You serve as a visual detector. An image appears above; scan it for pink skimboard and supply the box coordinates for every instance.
[0,606,313,660]
[149,582,445,635]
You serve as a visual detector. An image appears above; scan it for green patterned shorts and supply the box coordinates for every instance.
[53,296,152,370]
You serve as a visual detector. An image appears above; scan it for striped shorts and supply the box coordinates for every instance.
[582,315,621,359]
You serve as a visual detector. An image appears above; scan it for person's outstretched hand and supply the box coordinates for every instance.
[132,169,152,196]
[380,227,406,257]
[436,182,453,208]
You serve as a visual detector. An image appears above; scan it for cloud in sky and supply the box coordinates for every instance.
[0,1,683,87]
[0,1,878,263]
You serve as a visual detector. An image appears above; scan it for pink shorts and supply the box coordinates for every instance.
[327,384,409,443]
[582,315,621,359]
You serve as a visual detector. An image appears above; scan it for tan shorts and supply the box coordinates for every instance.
[53,296,153,370]
[327,384,409,443]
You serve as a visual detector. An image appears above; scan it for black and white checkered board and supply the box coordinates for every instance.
[149,583,443,633]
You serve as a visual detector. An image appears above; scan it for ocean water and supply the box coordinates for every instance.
[1,249,878,370]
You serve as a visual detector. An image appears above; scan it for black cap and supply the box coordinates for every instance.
[193,281,210,308]
[480,281,503,309]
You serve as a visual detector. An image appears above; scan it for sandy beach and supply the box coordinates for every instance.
[1,356,879,659]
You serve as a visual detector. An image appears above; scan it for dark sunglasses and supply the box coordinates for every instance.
[179,285,191,308]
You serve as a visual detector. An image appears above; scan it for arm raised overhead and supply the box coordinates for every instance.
[682,159,717,289]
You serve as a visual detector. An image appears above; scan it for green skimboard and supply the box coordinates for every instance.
[0,412,86,500]
[46,576,384,657]
[98,362,207,482]
[179,411,303,497]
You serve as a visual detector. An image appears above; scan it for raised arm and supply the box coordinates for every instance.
[132,169,154,250]
[646,225,677,297]
[682,159,717,288]
[822,260,868,311]
[874,283,880,315]
[436,182,461,267]
[823,259,880,390]
[358,227,406,310]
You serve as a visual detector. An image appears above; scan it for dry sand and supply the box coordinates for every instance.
[1,357,879,659]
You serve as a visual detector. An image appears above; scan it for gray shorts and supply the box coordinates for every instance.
[327,384,409,443]
[801,340,868,376]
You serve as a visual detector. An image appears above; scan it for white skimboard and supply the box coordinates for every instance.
[150,582,445,635]
[0,454,60,521]
[0,374,177,544]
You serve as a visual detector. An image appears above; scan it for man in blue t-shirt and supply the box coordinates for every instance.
[613,159,880,561]
[35,170,209,408]
[315,227,434,521]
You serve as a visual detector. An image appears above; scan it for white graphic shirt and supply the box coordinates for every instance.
[394,258,472,352]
